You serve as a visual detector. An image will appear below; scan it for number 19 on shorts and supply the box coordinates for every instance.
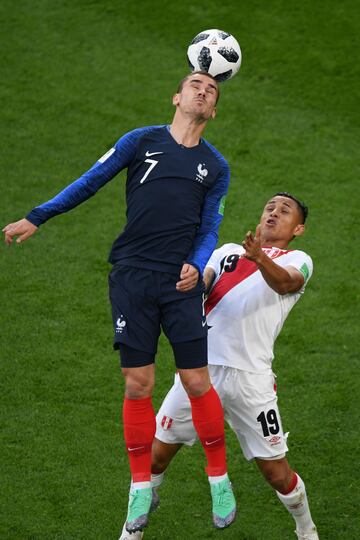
[257,409,280,437]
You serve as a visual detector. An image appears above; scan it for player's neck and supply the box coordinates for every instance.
[169,114,207,147]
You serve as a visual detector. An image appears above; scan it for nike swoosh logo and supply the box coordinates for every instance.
[205,438,221,446]
[145,151,164,157]
[127,446,145,452]
[202,320,207,327]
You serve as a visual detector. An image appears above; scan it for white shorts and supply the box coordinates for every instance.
[155,365,288,461]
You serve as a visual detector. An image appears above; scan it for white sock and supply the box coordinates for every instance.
[208,472,228,485]
[120,522,143,539]
[130,480,151,491]
[276,473,316,533]
[151,472,165,489]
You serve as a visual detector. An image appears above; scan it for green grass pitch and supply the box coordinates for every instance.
[1,1,359,538]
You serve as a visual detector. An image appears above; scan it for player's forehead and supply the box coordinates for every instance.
[184,73,218,91]
[264,196,297,211]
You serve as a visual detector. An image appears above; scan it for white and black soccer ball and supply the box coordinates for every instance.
[187,29,241,82]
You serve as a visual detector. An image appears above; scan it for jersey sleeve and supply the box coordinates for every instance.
[25,127,153,226]
[186,156,230,275]
[284,250,314,290]
[206,243,233,275]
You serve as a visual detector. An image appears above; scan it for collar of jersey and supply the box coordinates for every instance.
[166,124,203,148]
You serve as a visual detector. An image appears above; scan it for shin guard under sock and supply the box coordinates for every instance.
[276,473,316,533]
[189,386,227,477]
[123,396,156,483]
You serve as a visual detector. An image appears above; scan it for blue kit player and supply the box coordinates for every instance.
[3,72,236,534]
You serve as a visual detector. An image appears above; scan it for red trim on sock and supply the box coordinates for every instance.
[123,396,156,483]
[281,472,298,495]
[189,386,227,477]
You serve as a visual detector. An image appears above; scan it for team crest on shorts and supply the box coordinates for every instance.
[116,315,126,333]
[161,416,173,430]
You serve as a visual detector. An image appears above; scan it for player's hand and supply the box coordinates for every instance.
[242,224,262,262]
[176,263,199,292]
[2,219,38,245]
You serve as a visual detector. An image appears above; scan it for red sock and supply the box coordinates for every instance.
[123,396,156,483]
[189,386,227,477]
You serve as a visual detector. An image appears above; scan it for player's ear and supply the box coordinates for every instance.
[293,223,305,238]
[211,106,217,119]
[173,93,180,106]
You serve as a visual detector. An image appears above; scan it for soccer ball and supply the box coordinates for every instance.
[187,29,241,82]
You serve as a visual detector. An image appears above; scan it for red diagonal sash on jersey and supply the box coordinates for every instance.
[205,248,291,316]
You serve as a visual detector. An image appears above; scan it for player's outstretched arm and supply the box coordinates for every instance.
[2,219,38,245]
[242,226,304,295]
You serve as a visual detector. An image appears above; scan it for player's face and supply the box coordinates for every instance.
[173,74,218,121]
[259,196,305,246]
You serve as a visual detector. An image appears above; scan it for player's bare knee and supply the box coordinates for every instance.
[123,367,154,399]
[182,379,210,397]
[178,367,211,397]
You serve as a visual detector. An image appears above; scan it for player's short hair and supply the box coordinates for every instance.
[176,71,220,103]
[273,192,308,223]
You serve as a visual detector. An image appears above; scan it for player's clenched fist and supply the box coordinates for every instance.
[2,219,38,245]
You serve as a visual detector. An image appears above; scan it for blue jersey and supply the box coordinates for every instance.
[26,125,230,275]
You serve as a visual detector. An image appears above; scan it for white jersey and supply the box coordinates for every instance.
[205,243,313,372]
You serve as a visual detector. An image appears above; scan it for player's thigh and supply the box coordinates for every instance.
[108,265,161,355]
[224,369,288,461]
[160,281,208,368]
[160,275,207,342]
[155,373,197,445]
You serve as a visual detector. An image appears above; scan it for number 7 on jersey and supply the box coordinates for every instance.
[139,158,159,184]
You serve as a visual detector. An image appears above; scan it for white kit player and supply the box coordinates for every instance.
[120,193,319,540]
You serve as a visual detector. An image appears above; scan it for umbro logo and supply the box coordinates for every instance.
[269,436,281,445]
[145,150,164,157]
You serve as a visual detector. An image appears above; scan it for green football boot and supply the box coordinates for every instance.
[210,478,237,529]
[125,487,152,534]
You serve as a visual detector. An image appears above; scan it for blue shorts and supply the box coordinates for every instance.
[108,265,208,367]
